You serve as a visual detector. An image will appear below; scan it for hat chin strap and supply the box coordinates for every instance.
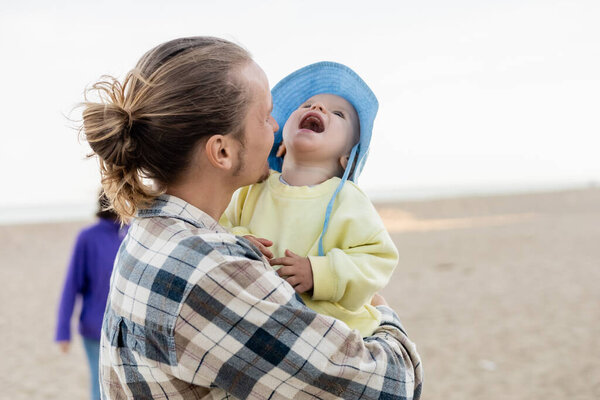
[317,144,359,257]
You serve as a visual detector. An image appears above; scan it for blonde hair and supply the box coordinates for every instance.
[81,37,252,222]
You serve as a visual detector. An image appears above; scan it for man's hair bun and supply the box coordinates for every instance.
[83,77,139,169]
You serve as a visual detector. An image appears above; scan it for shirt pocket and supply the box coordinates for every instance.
[110,316,177,369]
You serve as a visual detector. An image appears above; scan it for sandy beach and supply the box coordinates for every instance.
[1,187,598,399]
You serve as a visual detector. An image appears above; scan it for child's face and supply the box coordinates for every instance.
[282,94,359,164]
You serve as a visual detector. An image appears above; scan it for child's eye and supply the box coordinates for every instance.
[333,111,345,118]
[302,103,311,108]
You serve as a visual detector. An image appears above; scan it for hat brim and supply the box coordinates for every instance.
[269,62,378,181]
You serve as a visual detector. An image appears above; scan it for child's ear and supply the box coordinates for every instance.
[276,143,286,158]
[339,155,350,170]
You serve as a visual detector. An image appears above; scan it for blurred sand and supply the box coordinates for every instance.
[0,188,599,399]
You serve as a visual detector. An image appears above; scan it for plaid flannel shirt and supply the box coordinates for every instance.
[100,195,423,399]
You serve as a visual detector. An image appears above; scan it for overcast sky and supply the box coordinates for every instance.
[1,0,598,214]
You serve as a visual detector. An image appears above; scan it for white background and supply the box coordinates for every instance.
[1,0,598,222]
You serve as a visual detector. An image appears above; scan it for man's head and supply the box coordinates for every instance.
[281,93,359,177]
[82,36,277,220]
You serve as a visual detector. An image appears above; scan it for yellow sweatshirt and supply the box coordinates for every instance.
[220,171,399,337]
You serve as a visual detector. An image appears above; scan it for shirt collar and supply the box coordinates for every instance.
[137,194,226,232]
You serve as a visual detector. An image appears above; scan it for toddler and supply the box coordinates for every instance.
[221,62,398,337]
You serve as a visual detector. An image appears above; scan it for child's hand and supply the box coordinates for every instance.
[243,235,273,259]
[270,249,314,294]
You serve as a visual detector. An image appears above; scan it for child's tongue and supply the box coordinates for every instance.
[299,115,324,133]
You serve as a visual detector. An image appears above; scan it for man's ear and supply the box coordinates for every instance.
[276,143,286,158]
[204,135,235,171]
[339,154,350,170]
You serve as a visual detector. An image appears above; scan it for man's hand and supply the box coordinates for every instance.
[370,293,389,307]
[243,235,273,259]
[270,249,314,294]
[58,341,70,353]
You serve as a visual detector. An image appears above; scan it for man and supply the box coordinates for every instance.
[83,36,422,399]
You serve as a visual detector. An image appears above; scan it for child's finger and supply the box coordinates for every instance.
[284,249,298,258]
[276,265,296,277]
[269,256,294,266]
[269,257,283,266]
[276,143,286,158]
[294,283,308,294]
[285,275,299,287]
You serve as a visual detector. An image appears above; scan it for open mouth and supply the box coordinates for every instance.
[299,112,325,133]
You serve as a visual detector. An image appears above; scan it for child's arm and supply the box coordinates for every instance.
[308,228,398,311]
[274,186,399,310]
[271,228,397,308]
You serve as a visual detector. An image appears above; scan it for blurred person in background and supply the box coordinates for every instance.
[55,191,128,400]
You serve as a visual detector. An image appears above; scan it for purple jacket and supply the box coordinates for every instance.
[55,218,128,341]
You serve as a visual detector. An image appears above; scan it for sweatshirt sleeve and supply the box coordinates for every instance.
[308,186,399,311]
[55,231,87,341]
[219,185,252,236]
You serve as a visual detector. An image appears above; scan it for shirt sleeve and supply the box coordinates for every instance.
[173,257,422,399]
[55,231,87,341]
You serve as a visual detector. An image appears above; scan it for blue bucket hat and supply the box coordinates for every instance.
[268,61,379,256]
[268,61,379,182]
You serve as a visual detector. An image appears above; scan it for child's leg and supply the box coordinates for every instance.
[82,337,101,400]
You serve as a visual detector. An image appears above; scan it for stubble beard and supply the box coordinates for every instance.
[256,162,271,183]
[233,146,270,184]
[232,152,245,177]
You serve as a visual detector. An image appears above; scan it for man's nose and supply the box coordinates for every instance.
[310,103,326,113]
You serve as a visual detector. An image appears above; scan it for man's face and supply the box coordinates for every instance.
[282,94,359,164]
[235,61,278,184]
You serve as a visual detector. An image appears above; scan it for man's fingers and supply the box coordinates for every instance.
[243,235,260,248]
[255,237,273,247]
[243,235,273,258]
[253,242,273,259]
[258,245,273,259]
[370,293,388,307]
